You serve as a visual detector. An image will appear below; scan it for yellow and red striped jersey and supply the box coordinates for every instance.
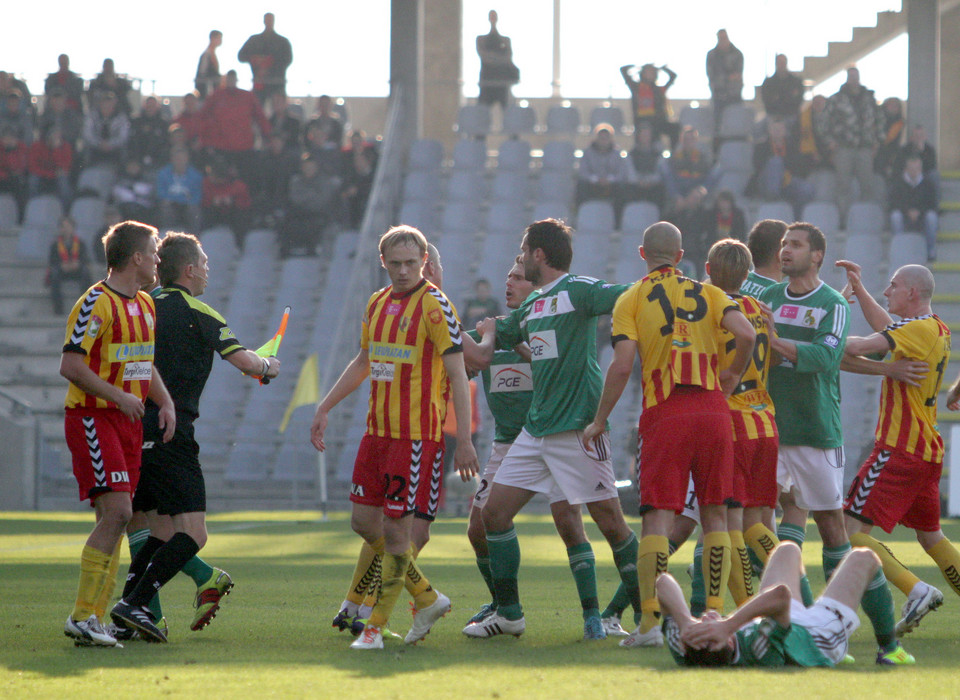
[876,314,951,463]
[721,294,777,440]
[361,279,462,441]
[612,265,737,410]
[62,282,156,410]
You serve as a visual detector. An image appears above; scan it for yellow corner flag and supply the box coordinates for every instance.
[279,353,319,433]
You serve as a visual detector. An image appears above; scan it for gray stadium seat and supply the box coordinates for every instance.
[801,202,840,235]
[718,104,755,139]
[69,197,105,246]
[403,171,442,203]
[811,170,837,203]
[546,104,580,134]
[716,170,750,197]
[844,232,885,294]
[452,138,487,171]
[76,166,117,199]
[532,200,571,224]
[576,200,616,234]
[0,193,17,230]
[620,201,660,236]
[16,195,63,260]
[484,201,528,235]
[476,232,521,284]
[278,256,322,293]
[446,171,486,202]
[718,141,753,173]
[888,233,927,270]
[273,442,319,483]
[536,170,575,203]
[589,105,625,133]
[440,200,482,235]
[572,234,610,278]
[242,229,278,260]
[679,105,713,138]
[846,202,885,234]
[755,201,794,225]
[199,226,239,265]
[398,200,438,235]
[225,442,275,481]
[408,139,444,172]
[491,171,531,205]
[497,139,531,172]
[502,105,537,135]
[455,104,491,137]
[541,140,576,173]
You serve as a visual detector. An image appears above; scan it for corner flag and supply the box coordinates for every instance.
[278,353,319,433]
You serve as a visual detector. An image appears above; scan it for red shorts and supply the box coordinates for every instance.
[350,434,444,519]
[733,428,779,509]
[65,408,142,504]
[844,443,942,533]
[637,387,733,513]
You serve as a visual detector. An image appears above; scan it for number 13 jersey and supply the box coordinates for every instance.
[612,265,738,411]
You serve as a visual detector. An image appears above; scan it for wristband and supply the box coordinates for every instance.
[261,357,270,377]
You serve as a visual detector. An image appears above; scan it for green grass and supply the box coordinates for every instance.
[3,512,960,698]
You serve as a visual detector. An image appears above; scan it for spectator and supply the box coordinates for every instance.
[0,71,32,105]
[268,91,302,150]
[340,130,377,227]
[200,69,271,185]
[172,92,203,153]
[620,62,678,147]
[890,155,939,262]
[798,94,829,172]
[238,12,293,104]
[82,91,130,168]
[0,90,34,145]
[252,133,299,226]
[28,126,73,207]
[305,95,343,150]
[702,189,747,244]
[111,159,155,222]
[706,29,744,136]
[156,148,203,233]
[747,119,814,219]
[129,96,171,172]
[202,158,252,245]
[663,127,718,266]
[821,66,883,214]
[195,30,223,99]
[38,88,83,149]
[0,125,28,219]
[280,153,339,257]
[461,279,501,330]
[623,122,665,208]
[476,10,519,109]
[874,96,905,182]
[896,123,938,202]
[576,123,628,215]
[760,54,804,126]
[87,59,133,114]
[46,215,91,315]
[44,54,84,114]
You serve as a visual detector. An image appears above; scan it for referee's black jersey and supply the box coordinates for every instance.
[147,283,245,420]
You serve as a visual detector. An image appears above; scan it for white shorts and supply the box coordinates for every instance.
[777,445,845,511]
[473,441,566,508]
[493,428,619,505]
[681,474,700,524]
[790,597,860,665]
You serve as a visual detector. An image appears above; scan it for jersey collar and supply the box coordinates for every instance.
[535,273,569,296]
[784,280,824,300]
[390,278,427,299]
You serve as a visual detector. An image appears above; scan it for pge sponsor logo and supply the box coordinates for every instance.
[490,363,533,392]
[529,329,558,360]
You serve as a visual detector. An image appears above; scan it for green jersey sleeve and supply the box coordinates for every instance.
[793,298,849,374]
[495,307,525,350]
[570,276,632,316]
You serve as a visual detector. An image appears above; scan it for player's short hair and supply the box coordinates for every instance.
[707,238,752,292]
[683,645,736,667]
[102,220,158,270]
[787,221,826,267]
[210,29,222,40]
[157,232,203,287]
[524,218,572,271]
[746,219,787,268]
[379,225,428,258]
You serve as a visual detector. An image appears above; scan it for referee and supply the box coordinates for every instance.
[111,232,280,641]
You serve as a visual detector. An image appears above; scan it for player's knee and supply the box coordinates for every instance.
[846,547,880,576]
[480,504,507,532]
[467,514,487,552]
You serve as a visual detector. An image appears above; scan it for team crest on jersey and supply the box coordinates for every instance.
[399,316,410,332]
[87,315,103,338]
[145,312,154,330]
[386,303,402,316]
[803,309,816,327]
[126,302,141,317]
[549,297,558,313]
[428,308,442,324]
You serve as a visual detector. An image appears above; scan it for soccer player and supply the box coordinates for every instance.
[311,226,479,650]
[465,218,643,640]
[584,222,756,648]
[660,542,878,668]
[61,221,176,647]
[740,219,787,298]
[109,232,280,642]
[760,222,913,664]
[838,260,958,637]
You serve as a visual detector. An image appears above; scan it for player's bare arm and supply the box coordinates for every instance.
[460,331,489,374]
[310,349,369,452]
[841,352,927,387]
[146,367,177,443]
[59,351,144,421]
[682,584,792,651]
[226,348,281,380]
[718,308,756,396]
[583,338,634,448]
[442,351,480,481]
[836,260,893,332]
[472,317,498,370]
[947,371,960,411]
[757,301,784,366]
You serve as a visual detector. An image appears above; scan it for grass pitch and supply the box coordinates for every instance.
[3,511,960,699]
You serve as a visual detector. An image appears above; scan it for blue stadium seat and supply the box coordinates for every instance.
[546,105,580,135]
[572,234,610,278]
[718,141,753,173]
[576,200,615,234]
[497,139,531,172]
[679,105,714,138]
[398,200,438,235]
[76,166,117,199]
[440,200,482,235]
[843,232,884,294]
[846,202,885,234]
[403,171,442,203]
[888,233,927,271]
[531,200,571,224]
[541,140,576,174]
[718,104,755,139]
[589,105,625,133]
[491,171,531,205]
[452,138,487,171]
[620,201,660,236]
[0,193,18,231]
[16,195,63,260]
[536,170,575,203]
[455,104,491,137]
[755,201,794,225]
[69,197,105,246]
[502,105,537,136]
[408,139,444,172]
[801,202,840,236]
[446,170,486,203]
[484,201,528,235]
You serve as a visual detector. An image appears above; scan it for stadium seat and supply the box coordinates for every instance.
[572,234,610,278]
[718,104,755,139]
[242,229,279,261]
[272,442,319,483]
[403,170,442,203]
[475,233,521,284]
[846,202,885,234]
[446,170,486,202]
[69,197,106,246]
[0,193,18,230]
[811,169,837,203]
[620,201,660,236]
[717,141,753,173]
[491,171,531,205]
[440,200,482,235]
[225,442,275,481]
[679,105,713,138]
[546,104,580,135]
[755,201,794,225]
[199,226,239,265]
[888,233,927,270]
[408,138,444,172]
[452,138,487,171]
[716,170,750,197]
[502,105,537,135]
[541,140,576,174]
[497,139,531,172]
[278,256,322,293]
[455,104,491,137]
[15,195,63,260]
[844,232,885,294]
[532,200,571,223]
[484,201,528,235]
[801,202,841,236]
[234,251,280,291]
[589,105,625,133]
[75,166,117,199]
[398,200,438,235]
[536,170,575,203]
[576,200,616,234]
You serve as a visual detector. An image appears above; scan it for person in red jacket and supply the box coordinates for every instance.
[202,158,251,247]
[0,125,28,219]
[200,70,270,187]
[29,126,73,207]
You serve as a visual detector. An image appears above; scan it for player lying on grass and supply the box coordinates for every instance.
[660,541,891,667]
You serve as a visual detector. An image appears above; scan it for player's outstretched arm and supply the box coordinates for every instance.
[583,338,634,447]
[310,349,369,452]
[947,371,960,411]
[461,329,491,374]
[147,367,176,443]
[226,348,280,380]
[841,353,927,387]
[719,308,756,396]
[60,351,144,421]
[442,351,480,481]
[836,260,893,332]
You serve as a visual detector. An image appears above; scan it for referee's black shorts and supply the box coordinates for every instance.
[133,418,205,516]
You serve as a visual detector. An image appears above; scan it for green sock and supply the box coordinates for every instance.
[601,583,630,620]
[567,542,599,620]
[127,528,163,620]
[487,527,523,620]
[824,542,897,653]
[690,543,705,617]
[476,555,497,605]
[778,523,815,606]
[611,533,641,624]
[181,556,215,588]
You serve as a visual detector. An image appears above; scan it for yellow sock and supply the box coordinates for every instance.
[727,530,753,606]
[703,531,732,613]
[926,537,960,597]
[368,549,411,628]
[72,545,113,621]
[93,540,122,619]
[345,537,384,606]
[410,543,420,559]
[361,556,382,610]
[405,548,438,609]
[848,531,920,596]
[744,522,779,566]
[637,535,669,632]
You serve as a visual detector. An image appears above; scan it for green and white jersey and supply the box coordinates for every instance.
[466,329,531,443]
[740,270,778,298]
[733,618,832,667]
[495,274,630,437]
[759,280,849,448]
